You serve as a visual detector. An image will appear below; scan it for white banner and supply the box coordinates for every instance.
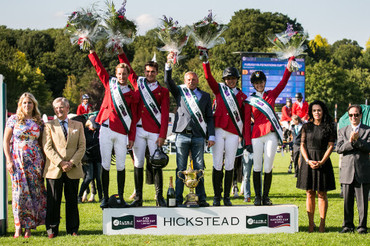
[103,205,298,235]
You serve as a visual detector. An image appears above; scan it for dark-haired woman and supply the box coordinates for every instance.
[296,100,336,232]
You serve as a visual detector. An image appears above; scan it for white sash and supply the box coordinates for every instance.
[178,85,207,137]
[246,95,284,144]
[109,78,132,132]
[219,83,243,137]
[138,77,161,127]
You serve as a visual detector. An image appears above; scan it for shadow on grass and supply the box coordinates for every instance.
[299,225,343,233]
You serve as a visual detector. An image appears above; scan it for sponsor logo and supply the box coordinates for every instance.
[112,214,157,230]
[246,213,291,229]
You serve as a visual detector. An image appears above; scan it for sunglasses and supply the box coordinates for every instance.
[348,114,360,118]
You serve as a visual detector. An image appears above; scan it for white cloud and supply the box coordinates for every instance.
[135,14,159,35]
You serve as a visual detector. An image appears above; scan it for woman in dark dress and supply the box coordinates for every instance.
[296,100,336,233]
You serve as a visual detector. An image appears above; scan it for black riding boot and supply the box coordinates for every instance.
[212,168,223,206]
[223,170,233,206]
[253,171,262,206]
[262,172,273,205]
[100,168,110,209]
[154,168,166,207]
[130,167,143,207]
[117,169,129,207]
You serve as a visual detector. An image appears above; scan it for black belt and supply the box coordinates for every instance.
[102,123,109,128]
[137,125,142,127]
[181,129,192,134]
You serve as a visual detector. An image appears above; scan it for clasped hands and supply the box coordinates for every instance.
[61,161,73,172]
[350,131,359,143]
[307,160,323,169]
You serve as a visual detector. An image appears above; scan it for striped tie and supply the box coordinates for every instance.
[61,120,68,139]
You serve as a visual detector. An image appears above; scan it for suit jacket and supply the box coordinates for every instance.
[337,124,370,184]
[43,119,86,179]
[118,53,169,139]
[164,68,215,139]
[203,62,251,145]
[88,52,137,141]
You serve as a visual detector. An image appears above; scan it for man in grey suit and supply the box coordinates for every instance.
[164,53,215,207]
[337,104,370,234]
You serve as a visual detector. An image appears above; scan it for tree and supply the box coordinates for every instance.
[0,40,52,113]
[307,35,331,64]
[305,60,361,116]
[331,39,362,70]
[346,67,370,104]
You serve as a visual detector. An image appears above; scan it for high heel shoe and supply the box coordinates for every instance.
[13,228,22,238]
[24,229,31,238]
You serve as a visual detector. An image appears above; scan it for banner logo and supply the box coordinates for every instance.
[112,214,157,230]
[246,213,290,229]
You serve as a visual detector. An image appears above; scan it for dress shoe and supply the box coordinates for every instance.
[357,228,367,234]
[198,200,210,207]
[254,196,262,206]
[339,227,354,233]
[100,198,109,209]
[223,198,232,206]
[262,196,273,205]
[72,232,78,236]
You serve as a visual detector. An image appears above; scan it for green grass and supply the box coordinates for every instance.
[1,152,369,245]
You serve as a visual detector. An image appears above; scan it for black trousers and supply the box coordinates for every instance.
[342,178,370,230]
[46,173,80,235]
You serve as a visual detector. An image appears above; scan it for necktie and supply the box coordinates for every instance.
[61,120,68,139]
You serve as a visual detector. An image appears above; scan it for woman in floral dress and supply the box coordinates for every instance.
[3,92,47,238]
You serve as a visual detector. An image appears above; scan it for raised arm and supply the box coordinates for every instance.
[164,64,180,99]
[202,61,220,95]
[117,48,138,91]
[88,51,110,87]
[270,57,294,98]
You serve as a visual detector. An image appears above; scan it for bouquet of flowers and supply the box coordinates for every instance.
[65,7,105,51]
[268,23,308,71]
[103,0,137,52]
[190,10,228,61]
[155,16,190,65]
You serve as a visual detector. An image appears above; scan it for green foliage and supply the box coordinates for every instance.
[1,9,370,116]
[305,60,362,116]
[0,39,52,114]
[331,39,363,69]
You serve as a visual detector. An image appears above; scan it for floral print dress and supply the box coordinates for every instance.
[6,115,47,229]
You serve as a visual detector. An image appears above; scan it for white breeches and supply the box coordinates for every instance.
[252,132,278,173]
[99,126,128,171]
[133,127,159,168]
[211,128,239,171]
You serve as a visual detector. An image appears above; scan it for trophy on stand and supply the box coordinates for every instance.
[177,161,204,207]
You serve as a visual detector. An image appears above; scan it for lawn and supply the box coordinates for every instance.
[1,152,369,245]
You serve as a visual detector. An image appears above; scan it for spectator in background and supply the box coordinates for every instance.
[296,100,336,233]
[292,93,308,121]
[281,98,292,130]
[337,105,370,234]
[3,92,47,238]
[76,94,92,115]
[78,116,102,203]
[290,115,303,177]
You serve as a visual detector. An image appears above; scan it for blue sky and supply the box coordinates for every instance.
[1,0,369,48]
